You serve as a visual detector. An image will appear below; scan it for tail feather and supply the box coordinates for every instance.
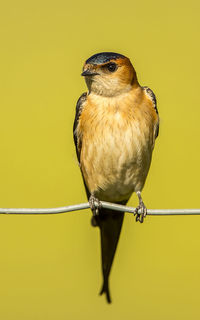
[97,208,125,303]
[100,277,111,303]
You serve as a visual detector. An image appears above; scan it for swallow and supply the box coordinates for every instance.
[73,52,159,303]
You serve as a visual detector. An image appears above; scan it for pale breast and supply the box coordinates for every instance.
[78,92,156,202]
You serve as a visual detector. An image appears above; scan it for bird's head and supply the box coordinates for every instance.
[81,52,138,97]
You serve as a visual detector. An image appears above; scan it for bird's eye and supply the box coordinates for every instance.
[106,63,117,72]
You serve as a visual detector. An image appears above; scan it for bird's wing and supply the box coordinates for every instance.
[73,92,87,163]
[73,92,91,199]
[142,86,159,139]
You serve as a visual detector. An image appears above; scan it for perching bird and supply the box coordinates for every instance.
[73,52,159,303]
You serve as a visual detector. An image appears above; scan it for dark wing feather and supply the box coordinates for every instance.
[142,86,159,138]
[73,92,91,199]
[73,92,87,163]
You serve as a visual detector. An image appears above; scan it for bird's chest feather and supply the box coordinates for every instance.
[78,94,155,201]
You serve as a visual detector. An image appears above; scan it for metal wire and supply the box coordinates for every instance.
[0,201,199,216]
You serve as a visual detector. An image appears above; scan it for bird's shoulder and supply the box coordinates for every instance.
[74,92,87,123]
[142,86,159,138]
[142,86,158,115]
[73,92,87,132]
[73,92,88,162]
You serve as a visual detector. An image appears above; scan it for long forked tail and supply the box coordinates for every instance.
[100,275,111,303]
[97,208,125,303]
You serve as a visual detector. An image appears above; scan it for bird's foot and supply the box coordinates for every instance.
[89,195,102,227]
[89,195,102,216]
[134,201,147,223]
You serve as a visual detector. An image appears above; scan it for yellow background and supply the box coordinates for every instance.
[0,0,200,319]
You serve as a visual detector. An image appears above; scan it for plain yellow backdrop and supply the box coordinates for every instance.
[0,0,200,319]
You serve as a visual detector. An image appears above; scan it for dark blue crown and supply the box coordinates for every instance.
[86,52,126,65]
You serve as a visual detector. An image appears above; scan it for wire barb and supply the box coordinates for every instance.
[0,201,199,215]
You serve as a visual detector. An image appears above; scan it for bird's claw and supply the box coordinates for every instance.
[89,195,102,217]
[134,202,147,223]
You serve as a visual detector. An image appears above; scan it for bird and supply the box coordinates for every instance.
[73,52,159,303]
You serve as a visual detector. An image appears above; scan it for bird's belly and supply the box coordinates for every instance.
[81,121,153,202]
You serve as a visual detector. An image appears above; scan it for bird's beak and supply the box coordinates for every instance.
[81,69,99,77]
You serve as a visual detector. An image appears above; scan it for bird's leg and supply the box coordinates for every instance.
[134,191,147,223]
[89,194,102,227]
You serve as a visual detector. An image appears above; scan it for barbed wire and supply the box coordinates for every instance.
[0,201,199,215]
